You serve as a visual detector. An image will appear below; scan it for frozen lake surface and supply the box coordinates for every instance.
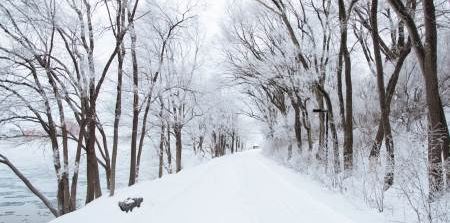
[0,139,184,223]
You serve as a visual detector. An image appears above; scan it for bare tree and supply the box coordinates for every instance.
[387,0,450,197]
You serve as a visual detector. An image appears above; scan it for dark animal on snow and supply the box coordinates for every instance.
[118,197,144,213]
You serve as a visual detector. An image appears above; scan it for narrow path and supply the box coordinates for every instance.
[52,150,383,223]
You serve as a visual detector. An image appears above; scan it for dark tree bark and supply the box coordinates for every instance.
[288,92,302,152]
[370,0,395,190]
[368,44,411,160]
[166,121,173,173]
[174,124,183,173]
[317,84,340,174]
[85,102,102,203]
[338,0,355,173]
[158,100,165,178]
[388,0,450,197]
[231,131,235,154]
[129,13,139,186]
[159,123,165,178]
[110,45,124,195]
[109,0,127,196]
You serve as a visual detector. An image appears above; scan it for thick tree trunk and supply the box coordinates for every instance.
[388,0,450,197]
[338,0,353,172]
[422,0,450,197]
[85,103,101,203]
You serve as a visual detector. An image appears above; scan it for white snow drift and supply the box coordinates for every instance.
[51,150,383,223]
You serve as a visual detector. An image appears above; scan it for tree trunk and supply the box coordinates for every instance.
[422,0,450,197]
[174,125,183,173]
[199,135,204,154]
[166,121,172,174]
[316,88,326,156]
[317,85,340,174]
[128,17,139,186]
[85,102,101,203]
[369,19,411,165]
[298,97,313,153]
[110,39,124,195]
[231,131,235,154]
[69,119,86,211]
[159,121,165,178]
[337,49,346,128]
[288,93,302,152]
[388,0,450,197]
[338,0,353,172]
[370,0,395,190]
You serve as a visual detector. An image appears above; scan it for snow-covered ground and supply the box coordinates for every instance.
[51,149,384,223]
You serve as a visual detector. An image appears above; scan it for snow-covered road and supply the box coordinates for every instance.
[51,150,383,223]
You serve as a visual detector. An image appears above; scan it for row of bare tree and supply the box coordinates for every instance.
[224,0,449,200]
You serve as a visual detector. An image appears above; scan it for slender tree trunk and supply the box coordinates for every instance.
[128,16,139,186]
[288,93,302,152]
[97,126,111,190]
[316,87,325,156]
[69,119,86,211]
[41,48,71,213]
[166,121,172,173]
[159,124,165,178]
[299,100,313,152]
[174,124,183,173]
[212,131,218,158]
[158,106,165,178]
[287,144,293,160]
[317,85,340,174]
[370,0,395,190]
[369,40,410,161]
[110,39,124,195]
[231,131,235,154]
[199,135,204,154]
[337,48,346,128]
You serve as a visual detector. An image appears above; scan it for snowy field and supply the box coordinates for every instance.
[50,150,384,223]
